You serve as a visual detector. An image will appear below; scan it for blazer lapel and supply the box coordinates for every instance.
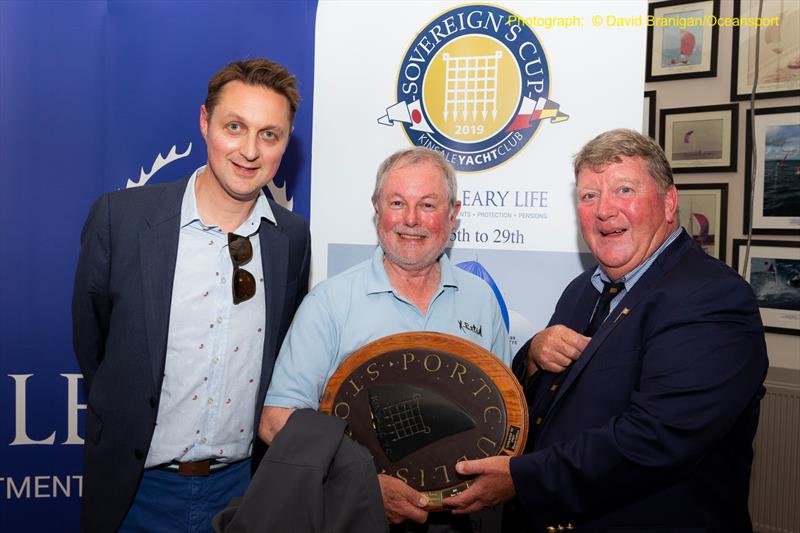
[140,180,187,389]
[545,231,694,416]
[257,219,289,387]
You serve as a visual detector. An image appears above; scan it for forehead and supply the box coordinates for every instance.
[577,156,652,186]
[383,160,447,196]
[212,81,291,126]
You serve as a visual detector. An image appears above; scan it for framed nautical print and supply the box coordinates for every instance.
[644,91,657,139]
[731,0,800,101]
[743,106,800,236]
[733,239,800,335]
[646,0,719,82]
[676,183,728,261]
[660,104,737,173]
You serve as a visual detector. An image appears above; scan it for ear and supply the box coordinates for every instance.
[450,200,462,225]
[199,105,209,140]
[663,185,678,224]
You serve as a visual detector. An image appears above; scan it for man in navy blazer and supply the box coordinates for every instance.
[444,129,768,532]
[72,59,310,532]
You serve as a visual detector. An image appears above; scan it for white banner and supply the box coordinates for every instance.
[311,0,647,347]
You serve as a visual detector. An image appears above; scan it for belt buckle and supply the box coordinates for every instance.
[177,460,211,477]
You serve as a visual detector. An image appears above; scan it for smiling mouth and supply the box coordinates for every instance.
[233,162,258,172]
[600,229,626,237]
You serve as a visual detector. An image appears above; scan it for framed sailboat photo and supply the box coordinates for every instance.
[643,91,657,139]
[677,183,728,261]
[731,0,800,101]
[743,106,800,235]
[733,239,800,335]
[660,104,737,172]
[646,0,719,82]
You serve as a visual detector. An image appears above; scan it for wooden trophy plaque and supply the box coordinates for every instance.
[320,332,528,510]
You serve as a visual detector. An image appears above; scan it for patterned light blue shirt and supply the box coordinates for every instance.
[590,227,684,321]
[145,167,274,468]
[265,246,511,410]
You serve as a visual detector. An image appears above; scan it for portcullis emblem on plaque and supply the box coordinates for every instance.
[320,332,528,509]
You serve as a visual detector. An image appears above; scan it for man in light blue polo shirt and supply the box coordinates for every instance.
[259,147,510,530]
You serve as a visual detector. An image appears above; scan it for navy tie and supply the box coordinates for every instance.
[585,281,625,336]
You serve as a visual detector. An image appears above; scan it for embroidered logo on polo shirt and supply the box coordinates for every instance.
[458,320,482,337]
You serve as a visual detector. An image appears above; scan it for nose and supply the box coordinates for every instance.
[596,194,617,220]
[240,133,259,162]
[403,206,419,227]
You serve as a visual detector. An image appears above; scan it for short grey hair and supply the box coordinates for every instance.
[372,147,458,210]
[573,129,674,193]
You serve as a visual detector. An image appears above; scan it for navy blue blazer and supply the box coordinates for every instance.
[509,231,767,532]
[72,177,310,532]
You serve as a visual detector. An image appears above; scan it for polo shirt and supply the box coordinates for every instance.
[265,246,511,410]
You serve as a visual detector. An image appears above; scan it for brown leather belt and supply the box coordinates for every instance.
[160,459,231,477]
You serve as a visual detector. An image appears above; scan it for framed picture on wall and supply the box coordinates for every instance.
[643,90,656,139]
[731,0,800,100]
[733,239,800,335]
[743,106,800,235]
[676,183,728,261]
[646,0,719,82]
[659,104,737,172]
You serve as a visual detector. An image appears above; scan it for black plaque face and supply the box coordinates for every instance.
[320,332,527,509]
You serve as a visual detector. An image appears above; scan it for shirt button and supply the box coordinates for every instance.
[212,357,219,364]
[221,277,226,284]
[207,398,213,405]
[217,317,223,324]
[201,437,207,444]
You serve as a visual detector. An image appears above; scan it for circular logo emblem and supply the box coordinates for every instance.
[377,4,568,173]
[320,332,528,509]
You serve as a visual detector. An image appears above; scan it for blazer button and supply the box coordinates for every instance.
[149,397,156,408]
[134,449,144,460]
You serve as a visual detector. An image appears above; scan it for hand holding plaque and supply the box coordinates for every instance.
[320,332,528,510]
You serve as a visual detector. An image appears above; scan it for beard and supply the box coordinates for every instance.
[378,224,450,272]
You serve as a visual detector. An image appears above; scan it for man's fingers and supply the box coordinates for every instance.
[444,489,482,515]
[378,474,429,524]
[454,458,491,476]
[566,332,591,354]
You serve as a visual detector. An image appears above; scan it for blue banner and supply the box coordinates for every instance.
[0,2,317,530]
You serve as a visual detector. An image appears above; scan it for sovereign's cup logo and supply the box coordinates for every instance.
[378,4,568,173]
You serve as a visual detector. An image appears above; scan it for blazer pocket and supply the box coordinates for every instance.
[85,404,104,444]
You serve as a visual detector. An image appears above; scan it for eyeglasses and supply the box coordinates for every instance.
[228,233,256,305]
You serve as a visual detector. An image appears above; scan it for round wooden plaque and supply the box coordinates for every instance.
[319,332,528,510]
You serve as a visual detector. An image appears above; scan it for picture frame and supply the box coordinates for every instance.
[643,90,656,139]
[676,183,728,261]
[732,239,800,335]
[743,106,800,236]
[731,0,800,101]
[659,103,737,173]
[646,0,719,82]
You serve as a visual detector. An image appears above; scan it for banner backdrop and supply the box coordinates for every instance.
[0,2,316,531]
[311,1,646,350]
[1,1,645,531]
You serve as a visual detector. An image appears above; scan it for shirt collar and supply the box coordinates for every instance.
[180,166,276,235]
[366,246,459,295]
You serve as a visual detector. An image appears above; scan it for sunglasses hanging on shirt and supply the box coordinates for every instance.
[228,233,256,305]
